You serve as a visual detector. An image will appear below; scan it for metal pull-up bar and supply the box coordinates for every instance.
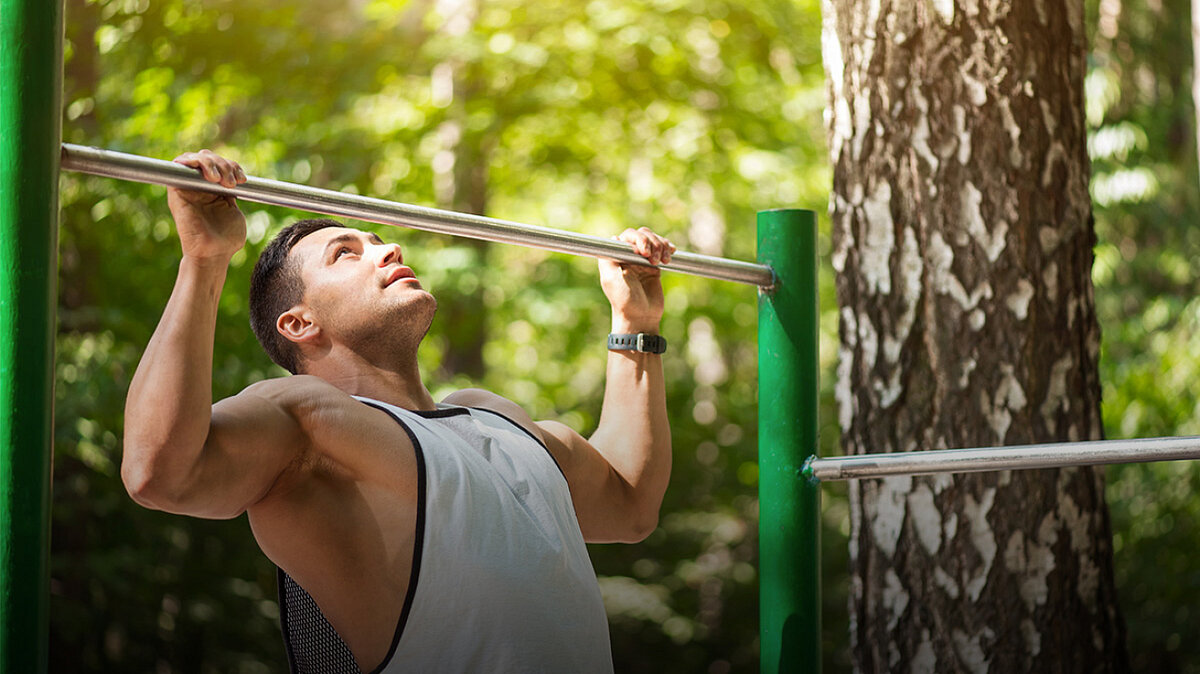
[60,144,776,289]
[804,435,1200,482]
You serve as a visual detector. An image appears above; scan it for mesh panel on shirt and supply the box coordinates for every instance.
[279,570,362,674]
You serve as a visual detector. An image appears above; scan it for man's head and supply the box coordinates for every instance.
[249,219,435,374]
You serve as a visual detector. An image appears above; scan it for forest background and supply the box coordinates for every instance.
[52,0,1199,671]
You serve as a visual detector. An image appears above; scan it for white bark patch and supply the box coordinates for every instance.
[998,469,1012,487]
[907,483,943,555]
[997,98,1024,167]
[983,364,1027,444]
[961,69,988,106]
[1021,619,1042,657]
[963,488,998,602]
[962,182,1008,263]
[1040,99,1058,136]
[1013,512,1060,611]
[861,181,896,295]
[952,628,994,674]
[968,309,986,331]
[1043,262,1059,302]
[1042,141,1067,188]
[883,568,910,630]
[1040,356,1074,434]
[911,631,937,673]
[934,566,961,599]
[877,369,904,409]
[1003,530,1026,573]
[835,196,854,269]
[852,91,873,162]
[837,346,855,432]
[1006,279,1034,320]
[930,472,954,496]
[838,307,857,432]
[958,358,977,389]
[931,0,954,24]
[910,86,940,177]
[859,310,879,371]
[1038,226,1061,254]
[884,227,923,364]
[954,105,972,164]
[928,232,995,311]
[944,510,958,539]
[1034,0,1048,25]
[1058,493,1100,610]
[822,4,850,165]
[872,475,912,558]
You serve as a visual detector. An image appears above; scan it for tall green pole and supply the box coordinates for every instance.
[757,209,819,673]
[0,0,63,670]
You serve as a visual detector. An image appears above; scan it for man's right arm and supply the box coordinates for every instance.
[122,150,303,519]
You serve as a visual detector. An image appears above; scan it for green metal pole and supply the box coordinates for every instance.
[0,0,63,670]
[757,209,819,673]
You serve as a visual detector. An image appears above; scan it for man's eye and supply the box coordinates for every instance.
[335,247,351,259]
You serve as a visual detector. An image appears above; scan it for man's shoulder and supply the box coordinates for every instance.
[231,374,351,409]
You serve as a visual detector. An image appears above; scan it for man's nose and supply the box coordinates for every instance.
[375,242,403,266]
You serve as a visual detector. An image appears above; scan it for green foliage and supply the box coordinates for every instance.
[55,0,842,671]
[54,0,1199,670]
[1087,0,1200,670]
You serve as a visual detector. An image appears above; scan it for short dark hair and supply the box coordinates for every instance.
[249,218,343,374]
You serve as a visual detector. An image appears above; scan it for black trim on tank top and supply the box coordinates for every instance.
[358,399,428,674]
[409,406,471,419]
[465,406,568,481]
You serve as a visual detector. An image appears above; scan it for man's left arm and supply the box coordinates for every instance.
[537,227,675,543]
[446,228,674,542]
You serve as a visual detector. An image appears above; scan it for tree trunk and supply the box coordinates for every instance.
[822,1,1129,671]
[432,0,490,379]
[1193,0,1200,184]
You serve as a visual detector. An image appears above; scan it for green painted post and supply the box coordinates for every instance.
[757,209,819,673]
[0,0,63,670]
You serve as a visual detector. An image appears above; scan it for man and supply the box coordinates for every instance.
[122,149,675,672]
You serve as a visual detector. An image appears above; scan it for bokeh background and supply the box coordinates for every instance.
[53,0,1199,671]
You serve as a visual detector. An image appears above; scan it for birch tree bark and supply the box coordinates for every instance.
[822,2,1130,670]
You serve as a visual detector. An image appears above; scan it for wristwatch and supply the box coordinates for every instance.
[607,333,667,354]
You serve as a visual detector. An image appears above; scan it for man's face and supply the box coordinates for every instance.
[288,227,437,348]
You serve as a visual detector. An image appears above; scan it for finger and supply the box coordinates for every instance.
[232,162,247,184]
[198,149,238,188]
[639,227,666,265]
[187,150,222,184]
[636,227,674,265]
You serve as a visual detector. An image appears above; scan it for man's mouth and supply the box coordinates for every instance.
[385,266,418,287]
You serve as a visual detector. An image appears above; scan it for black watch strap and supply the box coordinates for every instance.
[608,333,667,354]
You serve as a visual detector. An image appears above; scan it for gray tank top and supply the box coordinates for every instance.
[278,398,614,673]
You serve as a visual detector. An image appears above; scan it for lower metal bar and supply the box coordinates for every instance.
[804,436,1200,482]
[60,143,775,288]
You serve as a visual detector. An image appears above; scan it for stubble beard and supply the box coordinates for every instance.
[344,291,438,364]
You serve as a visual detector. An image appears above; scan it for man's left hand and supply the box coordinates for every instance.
[598,227,676,334]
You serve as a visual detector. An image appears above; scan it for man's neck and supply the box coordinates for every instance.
[303,348,437,411]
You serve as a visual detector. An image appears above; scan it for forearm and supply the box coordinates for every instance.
[122,256,228,495]
[587,319,672,522]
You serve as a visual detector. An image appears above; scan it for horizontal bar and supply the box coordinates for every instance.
[804,435,1200,482]
[60,144,775,288]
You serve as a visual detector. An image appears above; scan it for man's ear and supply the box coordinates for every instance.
[277,306,322,346]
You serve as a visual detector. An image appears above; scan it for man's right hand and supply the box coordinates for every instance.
[167,149,248,263]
